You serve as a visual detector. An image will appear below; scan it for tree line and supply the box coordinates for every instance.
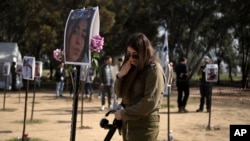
[0,0,249,87]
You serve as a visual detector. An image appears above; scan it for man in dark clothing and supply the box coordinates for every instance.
[99,56,113,110]
[196,56,212,112]
[55,62,65,97]
[174,57,190,113]
[11,62,17,91]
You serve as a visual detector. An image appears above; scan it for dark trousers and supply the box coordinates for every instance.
[84,83,92,95]
[199,82,212,110]
[177,81,189,109]
[11,74,17,91]
[101,85,112,106]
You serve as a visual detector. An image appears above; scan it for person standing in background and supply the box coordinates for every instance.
[99,56,113,110]
[11,61,17,91]
[84,67,94,101]
[163,61,174,97]
[174,57,190,113]
[55,62,65,97]
[35,62,42,87]
[112,58,124,109]
[196,56,212,112]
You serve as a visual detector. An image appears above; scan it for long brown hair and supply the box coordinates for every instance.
[123,33,158,70]
[120,33,159,100]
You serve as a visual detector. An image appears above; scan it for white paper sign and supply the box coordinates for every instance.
[205,64,218,82]
[35,61,43,77]
[3,62,10,76]
[22,56,35,80]
[15,62,23,75]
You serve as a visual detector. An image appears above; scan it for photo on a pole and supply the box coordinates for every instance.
[35,61,43,78]
[64,7,100,66]
[22,56,35,80]
[3,62,10,76]
[15,62,23,75]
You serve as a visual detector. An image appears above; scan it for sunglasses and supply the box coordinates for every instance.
[126,53,139,59]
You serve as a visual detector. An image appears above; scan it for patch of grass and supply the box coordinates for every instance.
[161,103,175,108]
[187,97,198,104]
[29,102,40,104]
[13,119,46,124]
[7,137,47,141]
[0,108,17,112]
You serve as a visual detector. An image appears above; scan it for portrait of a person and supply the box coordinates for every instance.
[207,68,216,80]
[22,57,35,80]
[3,62,10,76]
[15,62,23,75]
[35,61,43,77]
[64,8,94,65]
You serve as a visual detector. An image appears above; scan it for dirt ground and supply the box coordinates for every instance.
[1,87,250,141]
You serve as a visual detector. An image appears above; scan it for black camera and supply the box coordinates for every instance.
[100,110,122,141]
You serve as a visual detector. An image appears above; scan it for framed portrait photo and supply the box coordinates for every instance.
[205,64,218,82]
[15,62,23,75]
[64,7,99,66]
[35,61,43,77]
[22,56,35,80]
[3,62,10,76]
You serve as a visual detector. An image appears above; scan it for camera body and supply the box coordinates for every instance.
[100,109,122,141]
[100,110,122,130]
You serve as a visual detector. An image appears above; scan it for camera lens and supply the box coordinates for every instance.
[100,118,109,128]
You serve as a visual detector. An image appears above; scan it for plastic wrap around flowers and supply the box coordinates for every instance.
[53,49,63,62]
[91,35,104,53]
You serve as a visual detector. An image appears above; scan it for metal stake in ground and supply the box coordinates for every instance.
[167,85,171,141]
[30,77,37,121]
[2,75,7,110]
[18,74,21,103]
[207,82,213,130]
[70,66,80,141]
[22,80,29,141]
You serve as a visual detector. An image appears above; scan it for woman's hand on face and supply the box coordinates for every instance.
[117,61,131,78]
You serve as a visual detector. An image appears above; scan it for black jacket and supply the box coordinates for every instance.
[55,67,65,82]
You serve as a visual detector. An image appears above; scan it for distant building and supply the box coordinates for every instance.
[0,42,23,89]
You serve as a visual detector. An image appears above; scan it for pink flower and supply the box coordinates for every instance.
[23,133,28,138]
[91,35,104,53]
[53,49,63,62]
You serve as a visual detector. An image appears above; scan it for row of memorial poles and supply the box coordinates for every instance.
[159,23,219,141]
[2,57,43,140]
[63,7,100,141]
[1,6,100,141]
[2,7,219,141]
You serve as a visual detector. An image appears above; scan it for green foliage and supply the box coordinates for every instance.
[91,58,99,71]
[0,0,249,85]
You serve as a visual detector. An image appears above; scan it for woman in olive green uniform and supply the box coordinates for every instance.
[114,33,166,141]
